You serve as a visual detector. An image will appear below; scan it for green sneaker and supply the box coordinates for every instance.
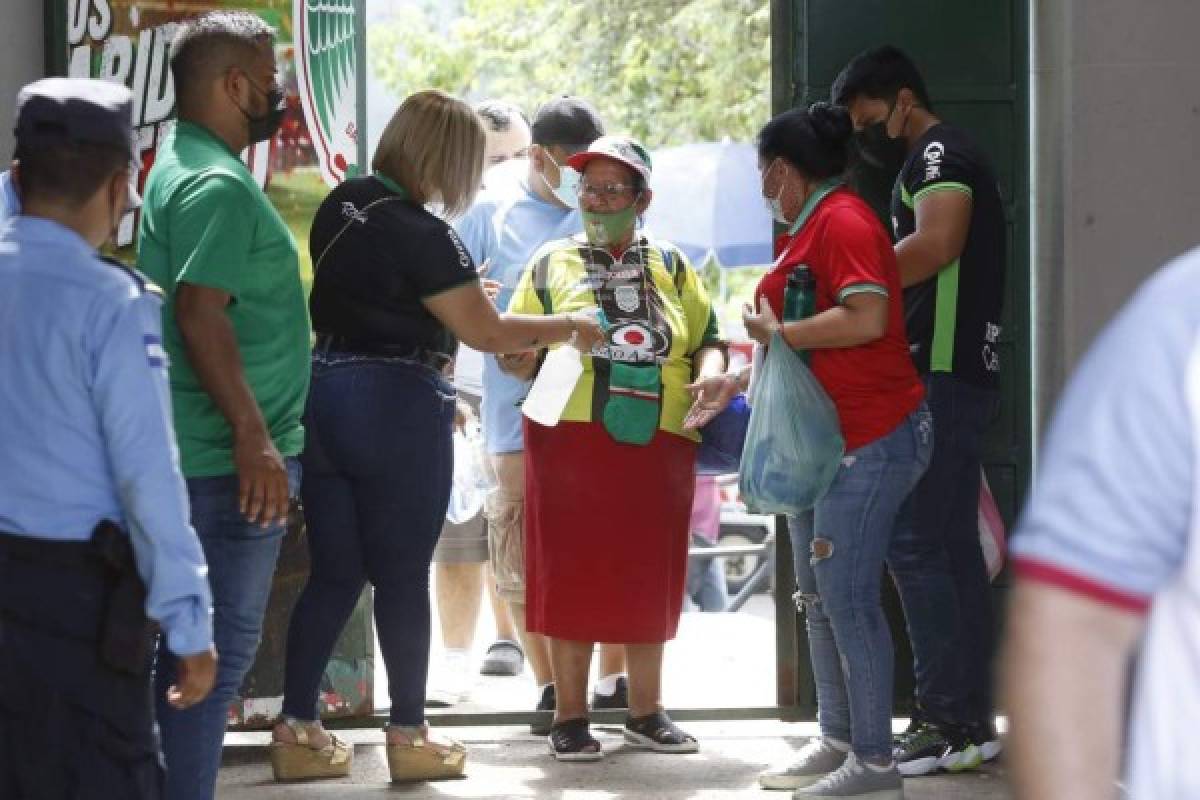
[893,720,950,777]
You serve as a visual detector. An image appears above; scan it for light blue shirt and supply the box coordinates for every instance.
[0,171,20,221]
[1011,248,1198,603]
[453,173,581,454]
[0,215,213,656]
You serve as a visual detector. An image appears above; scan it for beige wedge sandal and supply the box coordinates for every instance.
[269,717,353,782]
[385,724,467,783]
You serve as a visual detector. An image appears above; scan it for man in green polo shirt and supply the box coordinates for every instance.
[136,11,310,800]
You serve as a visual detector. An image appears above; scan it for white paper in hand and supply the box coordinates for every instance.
[522,345,583,427]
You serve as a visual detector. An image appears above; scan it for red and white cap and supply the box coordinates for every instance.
[566,135,653,182]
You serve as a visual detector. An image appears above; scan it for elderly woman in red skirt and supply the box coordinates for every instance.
[508,135,737,760]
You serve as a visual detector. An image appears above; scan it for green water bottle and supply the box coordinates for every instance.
[782,264,815,360]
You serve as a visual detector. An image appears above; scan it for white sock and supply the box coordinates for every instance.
[443,648,469,667]
[824,736,850,752]
[863,758,895,773]
[594,672,625,696]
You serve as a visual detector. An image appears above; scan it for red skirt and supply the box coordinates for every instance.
[524,420,697,643]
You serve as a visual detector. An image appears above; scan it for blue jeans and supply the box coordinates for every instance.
[685,534,729,612]
[282,353,456,726]
[887,374,999,727]
[155,458,301,800]
[789,405,932,762]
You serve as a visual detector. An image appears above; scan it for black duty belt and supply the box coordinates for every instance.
[0,520,155,677]
[313,333,453,371]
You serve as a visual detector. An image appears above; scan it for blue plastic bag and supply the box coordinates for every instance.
[696,393,751,475]
[739,333,845,515]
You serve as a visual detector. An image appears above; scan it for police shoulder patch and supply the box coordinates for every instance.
[99,256,164,299]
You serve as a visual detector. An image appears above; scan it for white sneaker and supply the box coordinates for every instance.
[793,752,904,800]
[427,650,472,706]
[759,737,848,790]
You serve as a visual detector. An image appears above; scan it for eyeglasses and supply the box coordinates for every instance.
[578,182,638,202]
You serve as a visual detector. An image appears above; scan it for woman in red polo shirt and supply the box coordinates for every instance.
[745,103,931,800]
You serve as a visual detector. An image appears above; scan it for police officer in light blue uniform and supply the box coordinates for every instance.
[0,78,216,800]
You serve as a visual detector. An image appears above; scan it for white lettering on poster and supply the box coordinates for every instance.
[68,0,113,46]
[98,35,133,85]
[68,11,186,246]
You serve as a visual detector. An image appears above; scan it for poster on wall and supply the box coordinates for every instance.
[60,0,371,727]
[61,0,363,291]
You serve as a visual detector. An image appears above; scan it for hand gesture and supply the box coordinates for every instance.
[683,374,740,431]
[742,297,782,346]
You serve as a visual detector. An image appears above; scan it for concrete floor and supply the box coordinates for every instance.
[218,721,1010,799]
[419,599,781,715]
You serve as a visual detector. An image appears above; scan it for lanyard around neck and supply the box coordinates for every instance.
[373,171,409,200]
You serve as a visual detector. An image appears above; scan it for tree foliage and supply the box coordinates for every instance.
[371,0,771,149]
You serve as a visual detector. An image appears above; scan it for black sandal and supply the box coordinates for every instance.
[624,711,699,753]
[548,718,603,762]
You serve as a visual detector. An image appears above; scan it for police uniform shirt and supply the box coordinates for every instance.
[891,122,1007,389]
[0,216,213,657]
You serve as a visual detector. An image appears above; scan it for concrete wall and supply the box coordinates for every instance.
[0,0,45,161]
[1033,0,1200,427]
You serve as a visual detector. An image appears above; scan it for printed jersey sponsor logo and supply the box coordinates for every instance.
[446,228,472,270]
[923,141,945,182]
[982,321,1002,373]
[604,321,668,363]
[340,202,368,224]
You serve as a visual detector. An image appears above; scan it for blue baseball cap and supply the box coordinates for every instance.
[15,78,141,207]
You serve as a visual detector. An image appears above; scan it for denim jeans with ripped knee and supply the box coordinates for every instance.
[788,403,932,763]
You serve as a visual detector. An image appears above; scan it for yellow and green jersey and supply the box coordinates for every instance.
[510,234,722,440]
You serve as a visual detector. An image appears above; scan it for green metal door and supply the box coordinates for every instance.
[771,0,1031,716]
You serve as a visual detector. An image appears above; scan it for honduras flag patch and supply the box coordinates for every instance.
[144,334,168,368]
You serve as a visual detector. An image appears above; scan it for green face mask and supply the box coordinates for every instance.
[581,205,638,248]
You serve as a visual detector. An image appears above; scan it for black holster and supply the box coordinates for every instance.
[91,520,157,676]
[0,520,155,677]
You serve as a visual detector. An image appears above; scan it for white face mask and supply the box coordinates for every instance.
[542,151,581,209]
[761,159,790,225]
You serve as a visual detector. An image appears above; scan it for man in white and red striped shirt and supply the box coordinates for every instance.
[1004,247,1200,799]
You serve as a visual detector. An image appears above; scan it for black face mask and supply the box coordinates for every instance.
[853,103,909,172]
[238,77,286,145]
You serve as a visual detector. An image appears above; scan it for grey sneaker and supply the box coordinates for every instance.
[759,737,848,790]
[793,752,903,800]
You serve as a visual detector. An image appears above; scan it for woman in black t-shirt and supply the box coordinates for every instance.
[270,90,603,785]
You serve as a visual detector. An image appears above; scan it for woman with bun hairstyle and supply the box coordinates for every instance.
[745,102,931,800]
